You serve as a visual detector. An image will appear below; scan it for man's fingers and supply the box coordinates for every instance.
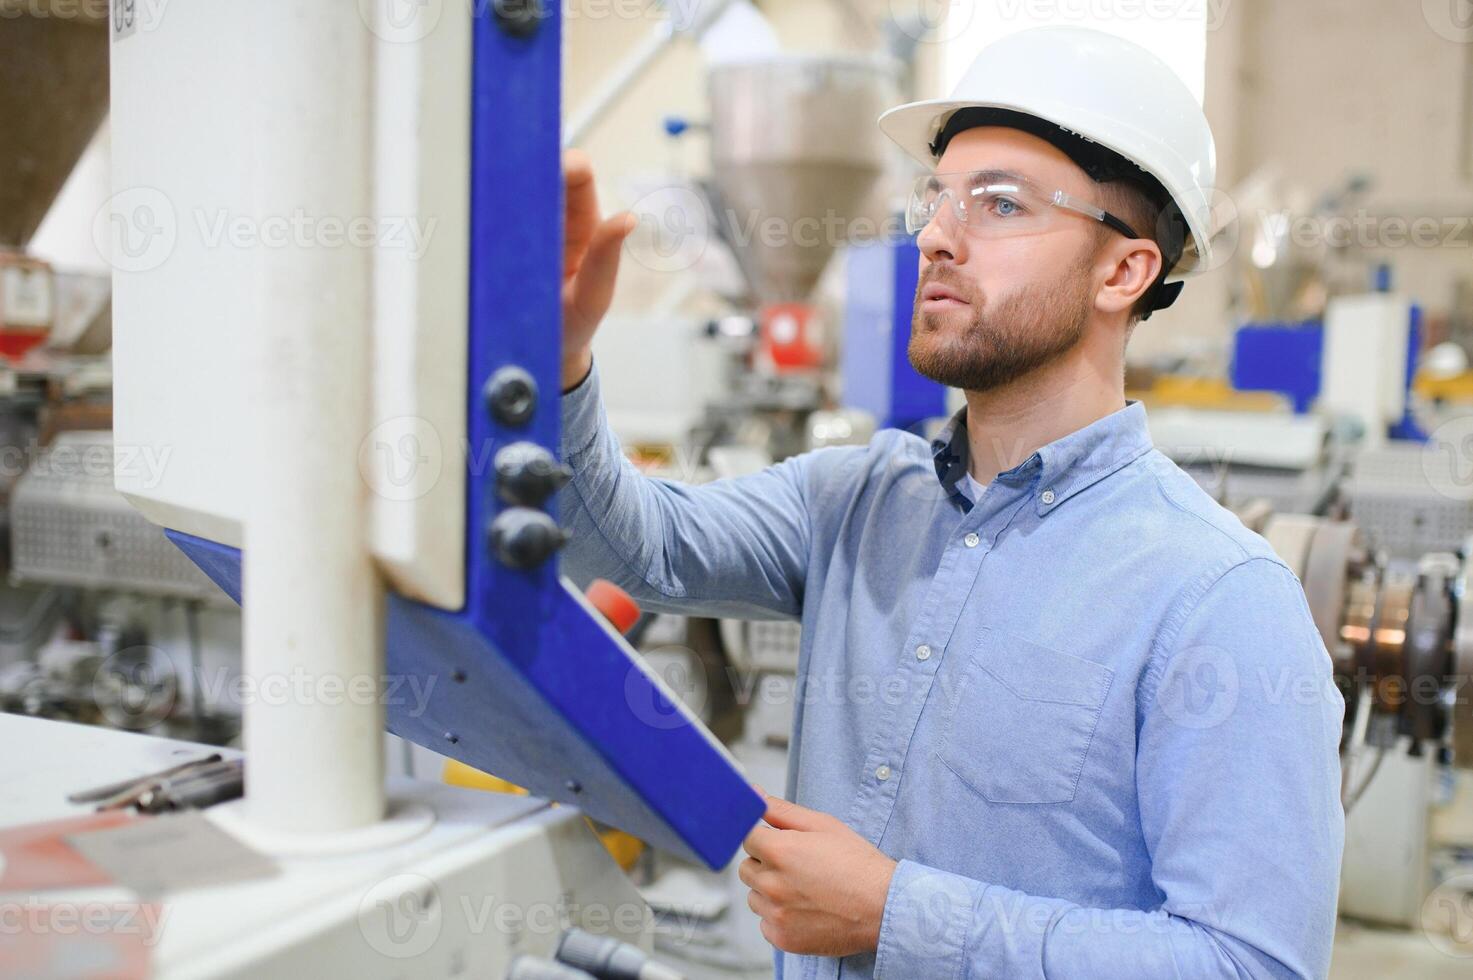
[567,212,634,327]
[762,793,830,832]
[563,149,601,278]
[742,822,784,864]
[737,856,763,890]
[747,889,776,921]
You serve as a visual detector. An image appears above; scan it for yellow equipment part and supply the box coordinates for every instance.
[443,758,528,795]
[1416,370,1473,404]
[1126,375,1285,412]
[442,759,645,871]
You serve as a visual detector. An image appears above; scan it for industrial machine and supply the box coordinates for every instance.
[10,431,221,600]
[5,4,764,977]
[686,53,925,458]
[1254,514,1473,771]
[1231,292,1425,445]
[1250,507,1473,925]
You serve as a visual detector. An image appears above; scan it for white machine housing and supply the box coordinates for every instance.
[108,2,468,610]
[1320,293,1413,449]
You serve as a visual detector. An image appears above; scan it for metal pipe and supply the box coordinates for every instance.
[240,2,385,835]
[564,20,677,148]
[562,0,739,148]
[184,599,204,740]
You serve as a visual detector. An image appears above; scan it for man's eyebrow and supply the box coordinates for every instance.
[964,169,1028,189]
[922,169,1029,194]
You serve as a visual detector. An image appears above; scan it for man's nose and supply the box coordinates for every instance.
[917,200,965,264]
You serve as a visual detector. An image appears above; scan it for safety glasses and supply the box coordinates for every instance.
[905,169,1143,241]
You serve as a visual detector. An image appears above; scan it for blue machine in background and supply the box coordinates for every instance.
[1231,320,1326,415]
[842,237,947,432]
[1231,305,1426,441]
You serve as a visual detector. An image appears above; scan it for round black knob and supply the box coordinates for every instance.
[493,0,543,38]
[484,366,538,428]
[495,442,573,507]
[489,509,568,570]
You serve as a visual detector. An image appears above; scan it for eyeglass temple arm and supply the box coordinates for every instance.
[1052,190,1142,240]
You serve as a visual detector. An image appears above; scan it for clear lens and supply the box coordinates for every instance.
[906,171,1119,239]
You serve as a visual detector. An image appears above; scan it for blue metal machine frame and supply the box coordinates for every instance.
[167,7,764,869]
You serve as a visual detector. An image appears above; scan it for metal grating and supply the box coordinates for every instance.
[10,431,223,599]
[747,620,802,674]
[1346,446,1473,558]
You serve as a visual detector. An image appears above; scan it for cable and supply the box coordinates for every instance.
[1340,680,1374,805]
[184,599,205,739]
[1343,746,1386,817]
[555,928,686,980]
[506,956,598,980]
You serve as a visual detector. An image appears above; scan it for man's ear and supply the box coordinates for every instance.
[1094,239,1163,317]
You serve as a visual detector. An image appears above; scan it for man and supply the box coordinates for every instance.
[558,27,1344,980]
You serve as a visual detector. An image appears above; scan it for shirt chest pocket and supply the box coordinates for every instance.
[936,628,1114,805]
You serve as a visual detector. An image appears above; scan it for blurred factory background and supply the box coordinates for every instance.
[3,1,1473,977]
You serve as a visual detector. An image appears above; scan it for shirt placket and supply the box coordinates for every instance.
[842,479,1035,845]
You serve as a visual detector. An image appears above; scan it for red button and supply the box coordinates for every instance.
[586,579,640,635]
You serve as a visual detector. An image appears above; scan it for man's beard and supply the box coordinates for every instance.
[907,254,1094,392]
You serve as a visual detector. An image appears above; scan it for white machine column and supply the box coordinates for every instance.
[240,4,385,834]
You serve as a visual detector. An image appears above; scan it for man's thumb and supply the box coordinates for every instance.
[762,793,828,831]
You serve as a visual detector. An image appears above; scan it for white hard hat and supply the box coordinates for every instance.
[878,26,1217,287]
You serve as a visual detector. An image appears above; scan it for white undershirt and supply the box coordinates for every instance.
[961,472,988,504]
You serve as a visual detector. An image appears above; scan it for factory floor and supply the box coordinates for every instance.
[1330,920,1473,978]
[658,921,1473,978]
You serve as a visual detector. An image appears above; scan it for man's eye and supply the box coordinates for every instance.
[990,196,1022,217]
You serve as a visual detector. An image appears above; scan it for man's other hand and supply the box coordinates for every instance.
[740,792,898,958]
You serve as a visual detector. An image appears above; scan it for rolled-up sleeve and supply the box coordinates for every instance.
[874,557,1345,979]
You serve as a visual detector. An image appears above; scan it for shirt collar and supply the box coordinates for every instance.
[930,401,1154,516]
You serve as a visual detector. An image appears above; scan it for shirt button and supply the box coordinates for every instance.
[964,532,980,548]
[875,765,892,781]
[915,644,932,661]
[1041,489,1056,505]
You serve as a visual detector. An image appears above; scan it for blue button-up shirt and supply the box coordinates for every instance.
[559,364,1344,979]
